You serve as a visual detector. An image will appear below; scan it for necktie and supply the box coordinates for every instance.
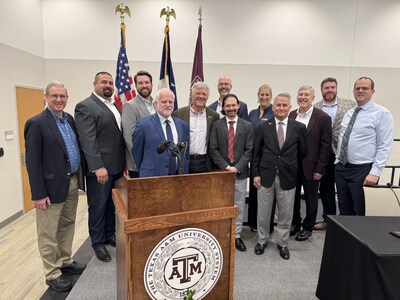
[228,121,235,162]
[338,106,362,165]
[278,121,284,149]
[165,120,177,175]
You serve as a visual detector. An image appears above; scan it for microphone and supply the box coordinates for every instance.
[177,142,188,151]
[156,140,172,154]
[386,183,400,207]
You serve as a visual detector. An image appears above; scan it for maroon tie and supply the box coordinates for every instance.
[228,121,235,162]
[278,121,284,149]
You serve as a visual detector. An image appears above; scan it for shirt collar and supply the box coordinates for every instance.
[275,117,288,125]
[157,112,173,124]
[93,92,115,104]
[322,97,338,107]
[48,108,67,123]
[226,115,239,125]
[190,105,206,114]
[297,105,314,117]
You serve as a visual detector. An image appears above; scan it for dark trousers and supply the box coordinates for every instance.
[86,173,122,249]
[189,157,208,174]
[248,173,276,233]
[335,162,371,216]
[292,171,320,231]
[319,153,337,221]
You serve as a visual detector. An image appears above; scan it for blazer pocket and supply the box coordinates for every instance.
[43,174,55,181]
[260,161,269,168]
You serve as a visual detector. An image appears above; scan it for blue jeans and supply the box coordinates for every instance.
[86,173,122,249]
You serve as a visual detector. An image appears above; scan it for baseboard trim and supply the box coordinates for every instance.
[0,210,24,229]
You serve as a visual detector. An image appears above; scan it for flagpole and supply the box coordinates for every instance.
[114,3,135,111]
[160,6,176,89]
[159,6,178,110]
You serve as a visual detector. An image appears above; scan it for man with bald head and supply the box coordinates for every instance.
[209,76,249,121]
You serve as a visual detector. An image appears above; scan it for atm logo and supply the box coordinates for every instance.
[144,228,223,300]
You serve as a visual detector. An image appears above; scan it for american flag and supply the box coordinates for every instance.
[114,29,136,111]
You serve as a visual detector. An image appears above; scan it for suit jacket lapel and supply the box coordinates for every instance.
[138,97,151,116]
[91,94,121,131]
[45,110,68,158]
[151,114,166,140]
[282,119,294,150]
[307,109,317,133]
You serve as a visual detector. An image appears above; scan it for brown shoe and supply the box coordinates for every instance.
[313,221,327,231]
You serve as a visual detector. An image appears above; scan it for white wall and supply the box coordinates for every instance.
[1,0,399,224]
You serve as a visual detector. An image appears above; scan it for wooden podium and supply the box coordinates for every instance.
[112,171,238,300]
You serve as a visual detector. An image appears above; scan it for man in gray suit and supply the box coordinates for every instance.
[253,93,307,260]
[121,70,155,178]
[173,82,219,173]
[209,94,253,252]
[75,72,125,263]
[314,78,355,230]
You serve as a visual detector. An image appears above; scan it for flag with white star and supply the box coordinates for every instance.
[114,29,136,111]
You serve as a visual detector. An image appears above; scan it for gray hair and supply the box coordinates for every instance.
[191,81,210,96]
[45,80,68,96]
[297,85,314,96]
[155,88,175,102]
[274,93,291,104]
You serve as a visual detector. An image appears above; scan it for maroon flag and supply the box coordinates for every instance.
[189,24,203,104]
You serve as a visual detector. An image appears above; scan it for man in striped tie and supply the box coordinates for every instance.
[335,77,394,216]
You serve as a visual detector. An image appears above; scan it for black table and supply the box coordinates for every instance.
[316,215,400,300]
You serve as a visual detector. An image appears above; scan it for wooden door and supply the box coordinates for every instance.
[16,87,45,213]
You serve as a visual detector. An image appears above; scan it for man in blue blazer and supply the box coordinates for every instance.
[133,88,190,177]
[25,81,86,292]
[208,76,249,120]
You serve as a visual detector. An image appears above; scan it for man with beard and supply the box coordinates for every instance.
[209,94,253,252]
[122,70,155,178]
[313,78,355,229]
[173,82,219,173]
[132,88,190,177]
[75,72,125,263]
[208,76,249,120]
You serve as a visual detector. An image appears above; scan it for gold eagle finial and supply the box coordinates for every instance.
[115,3,131,25]
[160,6,176,27]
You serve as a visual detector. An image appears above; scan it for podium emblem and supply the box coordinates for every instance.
[144,228,223,299]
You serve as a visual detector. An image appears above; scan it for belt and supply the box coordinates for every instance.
[69,173,78,177]
[344,163,372,168]
[190,154,206,160]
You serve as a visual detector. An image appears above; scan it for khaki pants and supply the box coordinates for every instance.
[36,175,79,280]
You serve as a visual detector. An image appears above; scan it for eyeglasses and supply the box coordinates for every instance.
[354,87,371,91]
[48,94,67,100]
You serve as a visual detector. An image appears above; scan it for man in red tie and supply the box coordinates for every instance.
[209,94,253,252]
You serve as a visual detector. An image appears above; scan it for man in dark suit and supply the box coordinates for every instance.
[209,94,253,252]
[289,85,332,241]
[208,76,249,120]
[132,88,190,177]
[173,81,219,173]
[253,93,307,260]
[75,72,125,263]
[122,70,155,178]
[25,81,86,292]
[313,77,356,230]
